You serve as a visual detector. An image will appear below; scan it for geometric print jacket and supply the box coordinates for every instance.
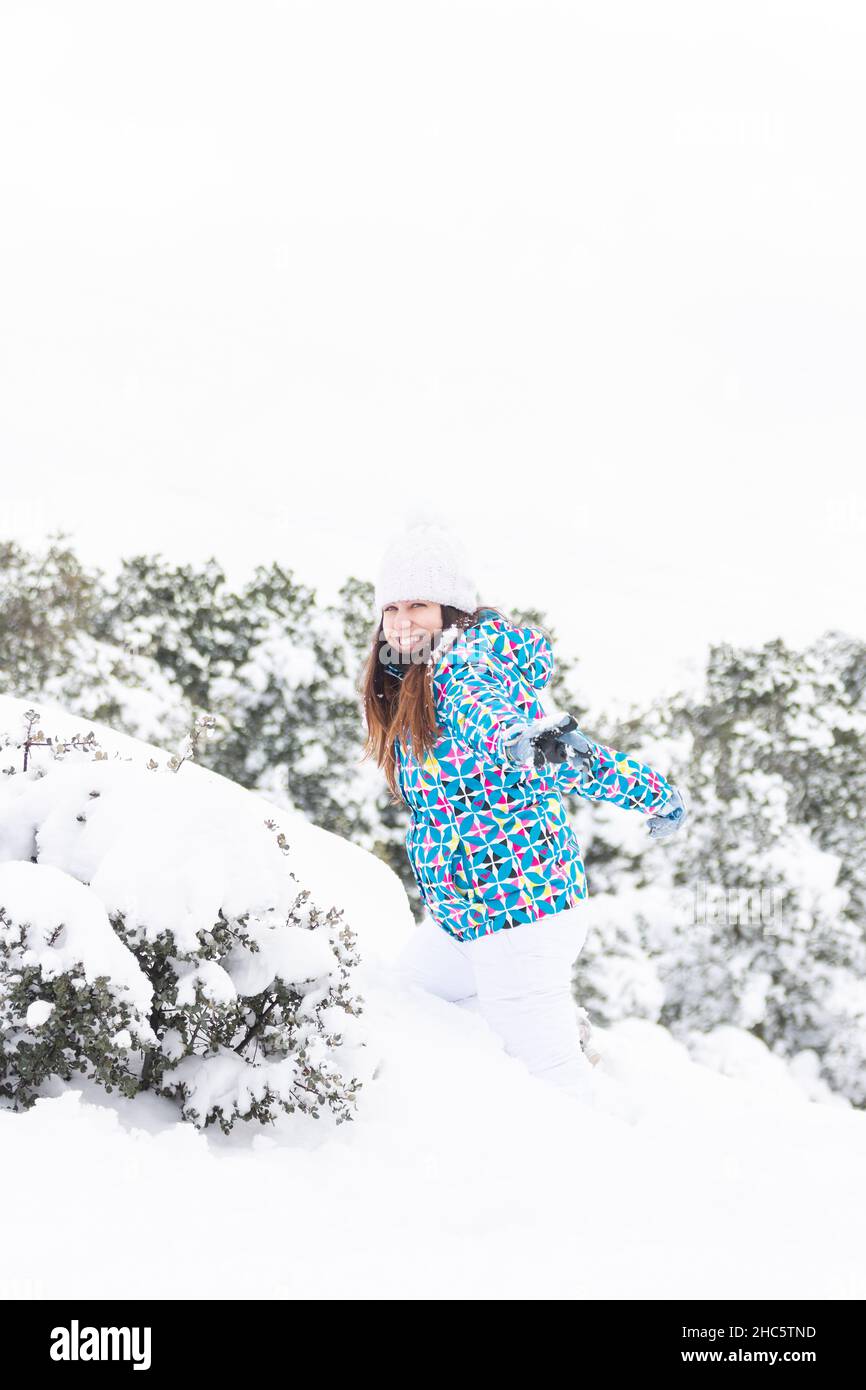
[394,612,675,941]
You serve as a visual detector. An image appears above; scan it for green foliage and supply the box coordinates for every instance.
[115,891,365,1134]
[0,925,147,1110]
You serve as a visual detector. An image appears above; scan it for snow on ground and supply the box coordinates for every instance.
[2,984,865,1301]
[1,693,865,1300]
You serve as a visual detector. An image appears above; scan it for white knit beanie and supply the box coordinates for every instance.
[373,506,479,614]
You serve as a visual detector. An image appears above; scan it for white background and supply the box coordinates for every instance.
[1,1,864,705]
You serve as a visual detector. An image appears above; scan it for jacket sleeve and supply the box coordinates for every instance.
[433,654,529,765]
[556,738,674,814]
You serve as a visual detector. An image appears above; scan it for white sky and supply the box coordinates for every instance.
[1,1,864,709]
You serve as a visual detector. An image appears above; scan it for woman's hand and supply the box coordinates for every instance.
[646,785,687,839]
[505,713,595,777]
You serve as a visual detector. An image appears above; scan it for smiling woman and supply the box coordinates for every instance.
[357,510,685,1106]
[381,599,443,658]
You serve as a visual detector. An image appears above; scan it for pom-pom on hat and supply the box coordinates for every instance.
[373,505,479,614]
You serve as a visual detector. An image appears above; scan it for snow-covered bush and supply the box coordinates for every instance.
[125,888,365,1133]
[0,860,155,1109]
[0,711,367,1133]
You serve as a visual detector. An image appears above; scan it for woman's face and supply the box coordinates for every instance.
[382,599,443,657]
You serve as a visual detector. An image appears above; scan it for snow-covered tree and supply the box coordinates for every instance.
[564,631,866,1108]
[0,533,101,695]
[0,534,193,747]
[652,634,866,1105]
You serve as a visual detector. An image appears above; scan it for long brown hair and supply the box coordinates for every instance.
[359,603,507,803]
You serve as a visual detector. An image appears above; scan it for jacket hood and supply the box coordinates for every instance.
[431,610,554,691]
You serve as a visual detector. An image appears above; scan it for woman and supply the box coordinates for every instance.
[360,515,686,1102]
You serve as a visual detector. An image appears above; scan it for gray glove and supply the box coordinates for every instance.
[646,785,687,839]
[506,713,595,779]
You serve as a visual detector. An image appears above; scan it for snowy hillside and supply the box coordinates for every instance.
[1,695,865,1300]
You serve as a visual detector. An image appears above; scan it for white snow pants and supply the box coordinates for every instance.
[393,907,593,1100]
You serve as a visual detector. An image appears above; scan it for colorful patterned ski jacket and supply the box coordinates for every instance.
[393,612,675,941]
